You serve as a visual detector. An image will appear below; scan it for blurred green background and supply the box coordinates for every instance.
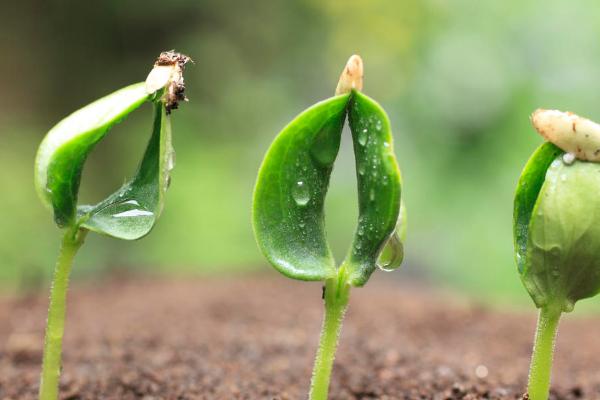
[2,0,600,307]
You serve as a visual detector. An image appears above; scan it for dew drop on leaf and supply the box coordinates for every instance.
[358,162,366,175]
[358,129,368,146]
[292,181,310,206]
[376,233,404,272]
[167,150,176,171]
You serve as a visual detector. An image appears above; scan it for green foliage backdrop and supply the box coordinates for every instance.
[2,0,600,306]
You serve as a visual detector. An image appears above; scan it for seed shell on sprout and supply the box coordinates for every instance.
[531,109,600,162]
[335,55,363,95]
[145,50,192,114]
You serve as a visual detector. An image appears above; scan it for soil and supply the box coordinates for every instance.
[0,274,599,399]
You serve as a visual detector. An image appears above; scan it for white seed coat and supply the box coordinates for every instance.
[145,65,179,94]
[335,55,363,95]
[531,109,600,162]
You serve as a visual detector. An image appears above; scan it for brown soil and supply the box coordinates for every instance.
[0,275,598,399]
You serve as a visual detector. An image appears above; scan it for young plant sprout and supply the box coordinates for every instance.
[514,109,600,400]
[253,55,405,399]
[34,50,190,400]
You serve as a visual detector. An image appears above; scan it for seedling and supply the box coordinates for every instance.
[253,55,405,399]
[514,109,600,400]
[33,51,190,400]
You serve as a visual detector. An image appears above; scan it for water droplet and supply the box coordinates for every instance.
[369,188,375,201]
[375,120,382,131]
[560,174,567,182]
[562,152,575,165]
[311,127,340,166]
[376,232,403,272]
[563,299,575,312]
[355,242,362,250]
[551,159,561,168]
[358,129,368,146]
[113,208,154,218]
[383,141,390,148]
[167,150,176,171]
[292,181,310,206]
[358,163,366,175]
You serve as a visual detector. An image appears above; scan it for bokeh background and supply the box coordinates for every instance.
[2,0,600,308]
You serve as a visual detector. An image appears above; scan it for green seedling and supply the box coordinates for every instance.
[514,109,600,400]
[34,51,190,400]
[253,55,405,399]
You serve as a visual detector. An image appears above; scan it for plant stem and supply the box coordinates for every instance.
[309,273,351,400]
[527,306,562,400]
[39,227,87,400]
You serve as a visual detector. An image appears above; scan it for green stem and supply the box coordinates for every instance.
[309,273,350,400]
[39,227,87,400]
[527,306,562,400]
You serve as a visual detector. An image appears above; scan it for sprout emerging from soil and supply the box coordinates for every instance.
[514,109,600,400]
[34,51,190,400]
[253,55,405,399]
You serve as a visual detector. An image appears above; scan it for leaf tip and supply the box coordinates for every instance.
[335,54,363,95]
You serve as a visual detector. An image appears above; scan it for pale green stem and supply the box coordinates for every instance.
[39,227,87,400]
[527,306,562,400]
[309,274,350,400]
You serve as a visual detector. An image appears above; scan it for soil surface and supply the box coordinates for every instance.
[0,274,599,399]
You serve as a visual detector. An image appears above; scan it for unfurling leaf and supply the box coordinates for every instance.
[253,87,403,286]
[35,51,188,239]
[34,83,151,227]
[253,95,349,281]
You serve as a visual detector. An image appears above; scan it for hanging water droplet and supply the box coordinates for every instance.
[358,129,368,146]
[376,232,403,272]
[292,181,310,206]
[563,299,575,312]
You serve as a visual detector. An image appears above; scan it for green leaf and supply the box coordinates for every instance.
[77,102,173,240]
[524,158,600,311]
[344,91,403,286]
[35,83,151,227]
[513,142,563,275]
[252,94,350,281]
